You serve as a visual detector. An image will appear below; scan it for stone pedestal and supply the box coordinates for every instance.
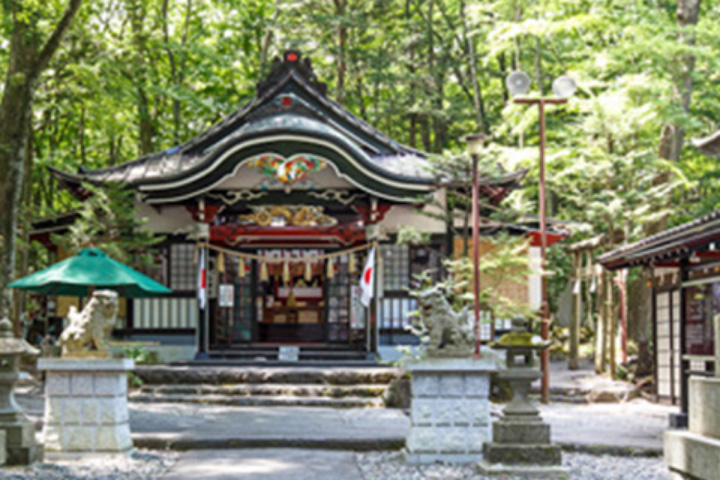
[38,358,134,458]
[665,377,720,479]
[405,352,499,464]
[478,368,568,478]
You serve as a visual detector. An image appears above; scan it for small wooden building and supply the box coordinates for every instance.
[599,211,720,424]
[36,51,559,361]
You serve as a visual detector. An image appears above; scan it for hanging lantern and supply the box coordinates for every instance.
[260,261,269,282]
[349,253,357,274]
[283,261,291,284]
[326,257,335,280]
[304,260,313,282]
[238,257,246,278]
[217,252,226,274]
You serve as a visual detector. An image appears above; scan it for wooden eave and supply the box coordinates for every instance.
[598,211,720,270]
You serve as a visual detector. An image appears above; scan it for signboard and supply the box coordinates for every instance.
[218,284,234,308]
[278,346,300,362]
[685,285,715,356]
[350,285,365,329]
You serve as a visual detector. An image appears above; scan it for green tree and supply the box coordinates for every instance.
[0,0,83,321]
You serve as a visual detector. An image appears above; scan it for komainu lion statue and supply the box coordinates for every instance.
[416,288,475,357]
[60,290,119,357]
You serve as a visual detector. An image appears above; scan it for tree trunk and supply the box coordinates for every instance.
[595,270,606,374]
[671,0,702,161]
[334,0,347,104]
[0,0,83,320]
[608,271,616,378]
[569,252,581,370]
[460,0,486,133]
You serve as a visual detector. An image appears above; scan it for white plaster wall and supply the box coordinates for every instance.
[135,201,194,234]
[380,190,446,234]
[528,246,542,310]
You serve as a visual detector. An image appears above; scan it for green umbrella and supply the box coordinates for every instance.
[8,247,172,298]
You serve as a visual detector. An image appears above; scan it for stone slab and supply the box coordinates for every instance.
[477,460,570,479]
[0,430,5,466]
[163,448,365,480]
[483,442,562,466]
[38,357,135,372]
[493,421,550,444]
[688,377,720,440]
[405,351,501,374]
[665,429,720,480]
[406,451,483,464]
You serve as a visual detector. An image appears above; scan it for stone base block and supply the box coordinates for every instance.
[688,377,720,440]
[483,443,562,466]
[43,450,133,462]
[665,429,720,480]
[493,421,550,444]
[39,358,134,455]
[405,354,499,464]
[477,460,570,479]
[0,430,5,466]
[0,419,42,465]
[405,451,482,464]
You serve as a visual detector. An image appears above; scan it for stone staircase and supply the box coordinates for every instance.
[130,366,402,408]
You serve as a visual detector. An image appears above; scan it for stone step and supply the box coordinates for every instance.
[526,394,589,404]
[134,366,402,386]
[139,383,388,398]
[207,349,368,362]
[129,393,384,408]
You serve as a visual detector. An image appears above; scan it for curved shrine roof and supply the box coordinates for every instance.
[50,50,523,206]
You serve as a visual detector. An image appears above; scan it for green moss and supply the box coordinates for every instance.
[493,332,535,347]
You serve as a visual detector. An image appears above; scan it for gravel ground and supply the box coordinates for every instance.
[355,451,667,480]
[0,450,177,480]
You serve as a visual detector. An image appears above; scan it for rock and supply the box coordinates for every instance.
[383,375,411,409]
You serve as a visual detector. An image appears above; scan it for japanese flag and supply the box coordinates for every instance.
[198,248,206,310]
[360,247,375,308]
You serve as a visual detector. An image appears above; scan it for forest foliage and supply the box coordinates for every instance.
[2,0,719,308]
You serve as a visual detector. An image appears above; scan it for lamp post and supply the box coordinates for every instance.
[463,133,487,359]
[506,71,576,403]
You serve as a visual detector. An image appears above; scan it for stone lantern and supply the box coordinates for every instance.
[478,316,569,479]
[0,317,41,465]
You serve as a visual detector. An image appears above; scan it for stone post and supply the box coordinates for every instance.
[0,317,41,465]
[405,353,499,463]
[665,376,720,479]
[38,358,134,459]
[714,313,720,378]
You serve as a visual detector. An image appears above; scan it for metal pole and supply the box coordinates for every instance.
[538,99,550,404]
[472,152,481,358]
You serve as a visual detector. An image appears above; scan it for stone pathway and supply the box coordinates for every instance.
[129,403,407,450]
[17,386,676,453]
[163,449,363,480]
[532,359,639,402]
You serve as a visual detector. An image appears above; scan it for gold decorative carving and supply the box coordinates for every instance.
[239,206,337,227]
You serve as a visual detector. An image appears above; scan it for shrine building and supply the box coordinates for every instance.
[38,51,557,362]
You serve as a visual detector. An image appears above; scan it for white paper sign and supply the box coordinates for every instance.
[218,284,234,307]
[278,346,300,362]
